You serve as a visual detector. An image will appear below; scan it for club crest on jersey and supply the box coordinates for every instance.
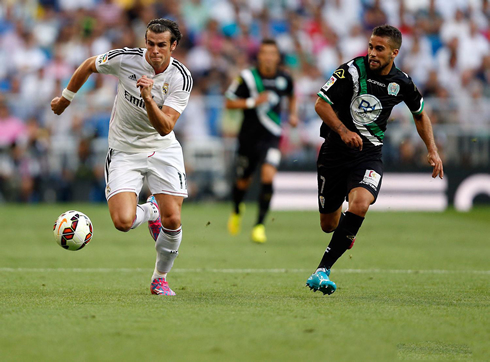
[334,69,345,79]
[388,82,400,96]
[162,83,169,94]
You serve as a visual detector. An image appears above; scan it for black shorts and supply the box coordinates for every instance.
[317,143,383,214]
[235,138,281,179]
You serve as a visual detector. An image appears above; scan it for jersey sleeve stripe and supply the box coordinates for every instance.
[172,61,192,92]
[108,50,144,61]
[317,92,333,105]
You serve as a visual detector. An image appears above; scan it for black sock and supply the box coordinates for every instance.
[317,211,364,270]
[232,184,246,214]
[257,183,273,225]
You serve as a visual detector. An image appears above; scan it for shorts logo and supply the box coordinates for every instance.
[163,83,169,94]
[334,69,345,79]
[106,185,111,195]
[388,82,400,96]
[360,170,381,190]
[319,196,325,208]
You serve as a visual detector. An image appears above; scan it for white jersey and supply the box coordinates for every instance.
[95,48,192,152]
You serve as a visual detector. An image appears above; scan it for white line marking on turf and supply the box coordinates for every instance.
[0,268,490,275]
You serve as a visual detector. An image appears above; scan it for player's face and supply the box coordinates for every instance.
[257,44,281,73]
[368,35,399,74]
[145,30,176,70]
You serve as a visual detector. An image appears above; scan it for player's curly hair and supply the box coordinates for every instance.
[372,25,402,50]
[146,18,182,45]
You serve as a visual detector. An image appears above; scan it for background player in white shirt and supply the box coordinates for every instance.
[50,18,193,296]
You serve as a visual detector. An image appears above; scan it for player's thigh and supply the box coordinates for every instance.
[104,149,146,200]
[235,145,261,181]
[260,163,277,184]
[317,162,349,215]
[147,142,188,198]
[107,191,138,230]
[154,193,184,229]
[346,158,383,210]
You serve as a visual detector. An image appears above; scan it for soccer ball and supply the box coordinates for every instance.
[53,210,93,251]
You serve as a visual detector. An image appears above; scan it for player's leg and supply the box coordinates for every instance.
[105,149,153,232]
[306,144,348,294]
[228,147,258,235]
[146,142,188,295]
[150,193,183,295]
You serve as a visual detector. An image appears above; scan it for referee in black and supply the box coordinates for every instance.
[306,25,444,295]
[225,38,298,243]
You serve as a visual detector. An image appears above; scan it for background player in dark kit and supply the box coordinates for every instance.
[225,39,298,243]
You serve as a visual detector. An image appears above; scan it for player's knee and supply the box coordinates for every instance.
[162,214,181,230]
[320,219,337,233]
[112,215,133,232]
[348,202,370,217]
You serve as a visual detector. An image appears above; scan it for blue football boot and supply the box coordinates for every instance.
[306,269,337,295]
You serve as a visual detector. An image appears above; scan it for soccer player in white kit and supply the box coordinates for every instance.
[51,19,193,296]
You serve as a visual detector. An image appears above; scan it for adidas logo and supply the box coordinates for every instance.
[128,74,137,81]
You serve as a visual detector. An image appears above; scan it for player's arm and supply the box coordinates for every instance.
[225,92,269,109]
[288,94,299,128]
[413,110,444,179]
[315,97,363,150]
[137,75,180,136]
[51,56,98,115]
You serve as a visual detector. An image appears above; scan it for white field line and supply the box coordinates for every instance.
[0,268,490,275]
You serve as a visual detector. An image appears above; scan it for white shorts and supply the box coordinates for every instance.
[104,141,188,200]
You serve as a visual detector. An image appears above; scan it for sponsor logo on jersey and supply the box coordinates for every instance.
[360,169,381,190]
[388,82,400,96]
[367,79,386,87]
[162,83,169,94]
[128,74,137,81]
[350,94,382,125]
[334,69,345,79]
[124,90,162,110]
[275,76,288,90]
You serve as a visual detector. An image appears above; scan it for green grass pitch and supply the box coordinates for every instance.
[0,203,489,361]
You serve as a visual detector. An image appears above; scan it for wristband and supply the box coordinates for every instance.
[62,88,76,102]
[245,97,256,109]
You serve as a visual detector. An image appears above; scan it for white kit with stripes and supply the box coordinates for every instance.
[95,48,193,153]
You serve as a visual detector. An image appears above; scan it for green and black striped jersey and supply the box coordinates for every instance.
[226,67,294,141]
[317,55,424,155]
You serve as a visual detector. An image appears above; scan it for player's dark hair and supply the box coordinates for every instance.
[146,18,182,45]
[261,38,278,47]
[372,25,402,50]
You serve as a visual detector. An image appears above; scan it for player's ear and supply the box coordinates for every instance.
[392,48,399,59]
[171,41,177,52]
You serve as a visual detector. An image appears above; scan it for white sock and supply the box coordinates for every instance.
[131,202,159,229]
[153,225,182,278]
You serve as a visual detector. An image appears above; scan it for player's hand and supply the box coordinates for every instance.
[255,92,270,105]
[427,151,444,179]
[289,114,299,128]
[50,96,71,115]
[340,129,363,151]
[137,75,154,101]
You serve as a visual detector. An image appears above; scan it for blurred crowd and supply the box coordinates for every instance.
[1,0,490,202]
